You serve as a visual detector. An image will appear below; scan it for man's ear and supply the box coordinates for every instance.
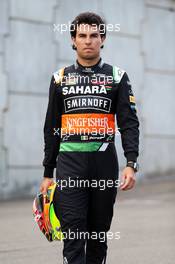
[101,36,106,44]
[71,37,77,50]
[101,36,106,49]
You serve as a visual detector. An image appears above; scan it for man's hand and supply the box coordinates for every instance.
[120,167,136,191]
[39,177,54,194]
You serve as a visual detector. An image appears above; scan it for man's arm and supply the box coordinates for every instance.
[42,76,61,178]
[116,72,139,190]
[116,72,139,162]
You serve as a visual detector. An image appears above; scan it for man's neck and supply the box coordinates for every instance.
[77,56,101,67]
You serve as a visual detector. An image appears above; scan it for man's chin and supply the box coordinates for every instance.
[81,54,98,60]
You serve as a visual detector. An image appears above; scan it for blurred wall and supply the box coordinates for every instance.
[0,0,175,199]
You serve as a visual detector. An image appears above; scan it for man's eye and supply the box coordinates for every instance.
[91,34,98,38]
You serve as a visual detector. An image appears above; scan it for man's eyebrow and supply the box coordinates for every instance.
[78,33,87,36]
[77,32,99,37]
[90,32,99,36]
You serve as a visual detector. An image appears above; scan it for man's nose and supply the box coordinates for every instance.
[85,37,91,45]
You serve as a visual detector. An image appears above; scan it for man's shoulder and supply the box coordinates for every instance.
[52,64,74,84]
[103,62,126,83]
[53,64,74,74]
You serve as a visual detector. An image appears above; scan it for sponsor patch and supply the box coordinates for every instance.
[62,85,107,95]
[64,96,111,113]
[129,95,135,103]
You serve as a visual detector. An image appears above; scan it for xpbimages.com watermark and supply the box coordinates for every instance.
[53,21,120,34]
[56,178,121,191]
[58,229,121,242]
[54,127,121,141]
[58,73,115,86]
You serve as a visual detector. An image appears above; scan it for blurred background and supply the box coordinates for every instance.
[0,0,175,199]
[0,1,175,264]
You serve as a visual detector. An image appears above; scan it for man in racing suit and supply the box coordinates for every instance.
[40,12,139,264]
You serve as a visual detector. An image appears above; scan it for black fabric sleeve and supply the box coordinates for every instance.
[42,76,61,178]
[116,72,139,162]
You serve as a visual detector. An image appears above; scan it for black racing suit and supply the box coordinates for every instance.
[42,58,139,264]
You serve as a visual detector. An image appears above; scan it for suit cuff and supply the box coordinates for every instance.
[126,152,138,163]
[43,167,54,178]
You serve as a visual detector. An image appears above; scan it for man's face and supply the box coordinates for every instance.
[72,24,105,60]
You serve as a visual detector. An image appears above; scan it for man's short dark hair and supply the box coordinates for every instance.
[70,12,106,38]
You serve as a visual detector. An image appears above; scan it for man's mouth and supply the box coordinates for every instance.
[84,48,93,51]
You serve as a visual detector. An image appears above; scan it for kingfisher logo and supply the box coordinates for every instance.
[60,113,116,142]
[64,96,111,113]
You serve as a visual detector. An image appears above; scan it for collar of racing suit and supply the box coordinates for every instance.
[74,58,104,73]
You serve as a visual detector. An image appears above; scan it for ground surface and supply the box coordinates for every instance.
[0,176,175,264]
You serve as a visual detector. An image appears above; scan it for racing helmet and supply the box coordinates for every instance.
[32,183,63,242]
